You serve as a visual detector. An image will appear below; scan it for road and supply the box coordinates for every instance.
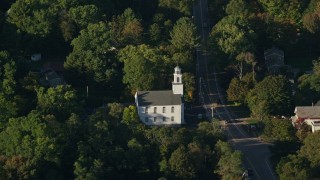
[193,0,277,179]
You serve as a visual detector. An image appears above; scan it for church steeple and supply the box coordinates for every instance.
[172,66,183,95]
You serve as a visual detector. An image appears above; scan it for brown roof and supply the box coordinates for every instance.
[295,106,320,118]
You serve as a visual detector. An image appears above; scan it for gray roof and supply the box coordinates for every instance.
[295,106,320,118]
[137,90,182,106]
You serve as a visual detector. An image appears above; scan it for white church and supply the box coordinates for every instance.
[134,66,185,125]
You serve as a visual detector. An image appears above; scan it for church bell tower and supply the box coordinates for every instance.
[172,66,183,96]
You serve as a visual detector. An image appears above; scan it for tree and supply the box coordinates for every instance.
[36,85,80,120]
[7,0,56,37]
[214,140,244,180]
[118,44,162,92]
[225,0,249,17]
[158,0,196,15]
[262,118,296,142]
[69,5,101,30]
[210,16,255,56]
[276,154,310,180]
[65,22,119,83]
[108,8,143,47]
[303,1,320,33]
[246,76,292,118]
[227,73,256,103]
[300,131,320,167]
[170,17,199,52]
[0,111,61,178]
[182,72,195,102]
[233,52,256,81]
[169,145,196,179]
[257,0,303,23]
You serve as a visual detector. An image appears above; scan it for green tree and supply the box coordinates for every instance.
[0,111,61,178]
[300,131,320,167]
[258,0,303,23]
[170,17,199,52]
[69,5,101,30]
[227,73,255,103]
[158,0,196,15]
[214,140,244,180]
[7,0,56,37]
[210,16,255,56]
[262,118,296,142]
[65,22,119,82]
[226,0,249,17]
[276,154,310,180]
[36,85,80,120]
[118,44,162,92]
[109,8,143,47]
[182,72,195,102]
[169,145,196,179]
[246,76,292,118]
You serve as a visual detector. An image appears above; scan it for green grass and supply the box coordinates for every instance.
[246,119,259,124]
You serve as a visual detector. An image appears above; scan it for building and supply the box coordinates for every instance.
[135,66,184,125]
[291,106,320,132]
[264,47,284,74]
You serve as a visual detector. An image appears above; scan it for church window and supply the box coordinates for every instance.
[171,116,174,121]
[154,107,157,113]
[177,77,180,83]
[163,107,165,113]
[171,107,174,113]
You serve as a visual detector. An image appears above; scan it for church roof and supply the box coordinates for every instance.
[136,90,182,106]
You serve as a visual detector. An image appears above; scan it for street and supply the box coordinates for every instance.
[193,0,277,179]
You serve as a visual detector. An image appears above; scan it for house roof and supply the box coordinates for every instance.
[136,90,182,106]
[295,106,320,118]
[264,47,284,58]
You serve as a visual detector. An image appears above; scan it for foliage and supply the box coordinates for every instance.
[158,0,196,15]
[227,73,256,103]
[0,111,61,178]
[246,76,292,118]
[182,72,196,102]
[210,16,255,56]
[36,85,81,120]
[276,154,310,180]
[65,22,119,83]
[7,0,56,37]
[108,8,143,47]
[170,17,199,52]
[262,118,296,142]
[118,44,162,92]
[214,140,244,180]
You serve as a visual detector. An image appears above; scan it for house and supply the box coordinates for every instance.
[264,47,284,74]
[135,66,184,125]
[41,62,66,87]
[291,106,320,132]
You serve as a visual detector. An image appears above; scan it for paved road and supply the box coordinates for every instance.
[193,0,277,179]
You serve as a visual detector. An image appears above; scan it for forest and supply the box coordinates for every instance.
[1,0,320,179]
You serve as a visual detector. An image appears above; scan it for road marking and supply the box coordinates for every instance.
[265,156,276,180]
[245,156,262,180]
